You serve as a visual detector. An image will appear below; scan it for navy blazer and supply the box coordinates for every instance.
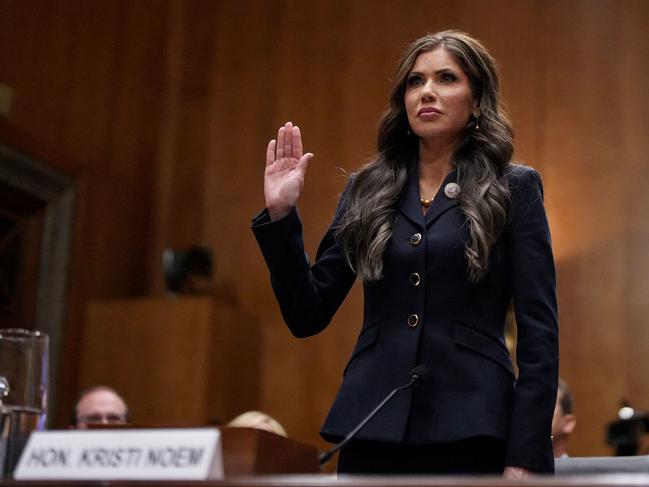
[252,164,559,473]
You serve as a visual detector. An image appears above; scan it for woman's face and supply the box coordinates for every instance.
[404,47,477,145]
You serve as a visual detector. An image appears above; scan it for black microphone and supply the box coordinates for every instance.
[319,364,431,465]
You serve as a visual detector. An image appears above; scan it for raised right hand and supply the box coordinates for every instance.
[264,121,314,220]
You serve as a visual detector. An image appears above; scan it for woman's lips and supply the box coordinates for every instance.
[417,107,442,118]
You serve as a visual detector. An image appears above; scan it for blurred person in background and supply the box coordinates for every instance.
[227,410,287,437]
[552,379,576,458]
[72,385,130,429]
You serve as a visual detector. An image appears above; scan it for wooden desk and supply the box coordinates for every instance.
[3,473,649,487]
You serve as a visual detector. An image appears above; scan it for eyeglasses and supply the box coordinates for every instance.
[76,413,128,425]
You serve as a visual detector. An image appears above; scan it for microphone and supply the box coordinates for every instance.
[319,364,431,465]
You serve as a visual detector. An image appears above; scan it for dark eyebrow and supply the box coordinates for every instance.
[407,67,458,76]
[435,68,458,75]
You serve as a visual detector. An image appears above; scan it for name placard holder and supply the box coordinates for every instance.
[13,428,223,480]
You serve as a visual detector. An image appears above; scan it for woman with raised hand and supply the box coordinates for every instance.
[252,30,558,476]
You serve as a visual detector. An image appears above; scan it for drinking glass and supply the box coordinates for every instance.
[0,328,48,478]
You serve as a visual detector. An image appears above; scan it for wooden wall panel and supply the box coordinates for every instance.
[538,0,649,455]
[81,297,260,427]
[0,0,169,423]
[1,0,648,460]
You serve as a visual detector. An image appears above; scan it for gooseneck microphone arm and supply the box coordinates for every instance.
[318,365,431,466]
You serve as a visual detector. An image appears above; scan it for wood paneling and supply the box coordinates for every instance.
[82,297,260,427]
[1,0,648,459]
[539,0,649,456]
[0,0,169,424]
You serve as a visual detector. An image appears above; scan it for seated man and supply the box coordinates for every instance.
[72,385,130,429]
[552,378,576,457]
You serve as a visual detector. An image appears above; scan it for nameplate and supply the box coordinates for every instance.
[13,428,223,480]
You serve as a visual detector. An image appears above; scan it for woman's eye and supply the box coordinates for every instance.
[406,75,423,86]
[440,72,457,83]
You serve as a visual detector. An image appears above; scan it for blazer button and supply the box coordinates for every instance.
[407,314,419,328]
[409,272,421,286]
[410,233,422,246]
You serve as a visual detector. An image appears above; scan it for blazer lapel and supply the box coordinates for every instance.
[398,167,460,229]
[398,169,425,229]
[424,168,459,227]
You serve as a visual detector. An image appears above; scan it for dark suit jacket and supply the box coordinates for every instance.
[252,164,559,473]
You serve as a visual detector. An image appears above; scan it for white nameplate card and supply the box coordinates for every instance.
[14,428,223,480]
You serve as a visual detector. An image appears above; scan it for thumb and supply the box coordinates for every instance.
[297,152,314,172]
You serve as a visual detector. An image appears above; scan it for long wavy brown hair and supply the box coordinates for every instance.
[336,30,514,282]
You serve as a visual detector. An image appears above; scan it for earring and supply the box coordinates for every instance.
[472,110,481,131]
[406,128,412,135]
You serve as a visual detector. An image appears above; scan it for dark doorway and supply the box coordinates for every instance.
[0,143,75,424]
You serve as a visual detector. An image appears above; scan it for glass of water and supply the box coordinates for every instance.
[0,328,48,478]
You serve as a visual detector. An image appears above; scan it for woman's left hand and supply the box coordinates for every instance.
[503,466,533,479]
